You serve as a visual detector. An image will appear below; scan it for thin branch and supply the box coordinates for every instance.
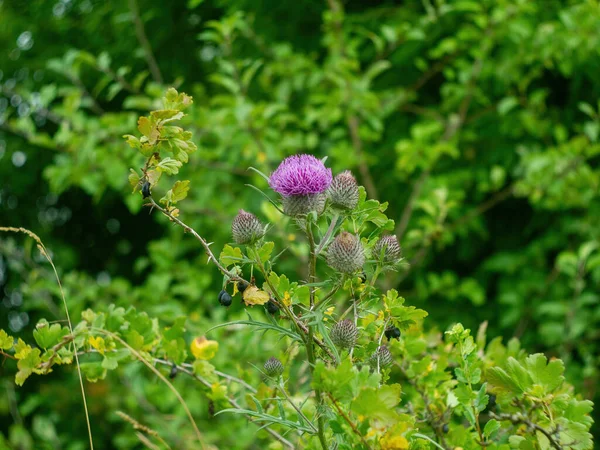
[396,363,450,449]
[95,329,206,449]
[490,412,562,450]
[327,393,372,450]
[128,0,164,84]
[155,359,294,449]
[147,198,239,280]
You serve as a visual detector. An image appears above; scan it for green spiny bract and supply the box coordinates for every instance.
[281,193,327,216]
[330,319,358,349]
[369,345,393,369]
[327,231,365,274]
[231,210,265,245]
[328,170,359,210]
[264,357,284,377]
[373,235,402,265]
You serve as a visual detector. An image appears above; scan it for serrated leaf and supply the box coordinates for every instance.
[483,419,500,438]
[0,329,14,350]
[257,242,274,263]
[33,322,69,350]
[156,157,183,175]
[351,384,401,425]
[219,245,243,267]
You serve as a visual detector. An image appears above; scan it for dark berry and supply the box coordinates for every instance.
[265,299,279,315]
[384,326,401,341]
[141,181,151,198]
[237,280,249,293]
[169,363,178,379]
[218,289,232,307]
[488,394,496,409]
[442,424,449,433]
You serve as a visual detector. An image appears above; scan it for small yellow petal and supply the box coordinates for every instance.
[282,291,292,307]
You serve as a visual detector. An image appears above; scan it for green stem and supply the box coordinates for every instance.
[306,220,329,450]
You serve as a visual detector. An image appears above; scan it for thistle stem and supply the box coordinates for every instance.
[306,220,329,450]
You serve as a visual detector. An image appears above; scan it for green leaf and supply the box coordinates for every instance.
[161,180,190,205]
[257,242,274,263]
[156,157,183,175]
[525,353,564,393]
[351,384,402,425]
[0,329,14,350]
[486,366,522,395]
[483,419,500,439]
[219,245,244,267]
[16,348,42,386]
[33,320,69,350]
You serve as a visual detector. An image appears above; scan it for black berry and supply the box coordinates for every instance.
[141,181,151,198]
[488,394,496,409]
[265,299,279,315]
[442,424,449,433]
[169,363,178,379]
[237,280,249,293]
[384,326,401,341]
[218,289,232,307]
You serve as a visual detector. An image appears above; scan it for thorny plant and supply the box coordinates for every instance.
[0,89,594,450]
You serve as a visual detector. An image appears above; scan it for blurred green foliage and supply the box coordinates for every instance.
[1,0,600,448]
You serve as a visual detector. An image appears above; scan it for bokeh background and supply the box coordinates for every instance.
[1,0,599,448]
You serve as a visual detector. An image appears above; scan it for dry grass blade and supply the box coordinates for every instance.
[0,227,94,449]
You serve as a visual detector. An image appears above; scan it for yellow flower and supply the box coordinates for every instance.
[282,291,292,307]
[323,306,335,322]
[89,336,106,355]
[190,337,219,360]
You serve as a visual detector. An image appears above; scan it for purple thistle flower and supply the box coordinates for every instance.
[269,154,333,197]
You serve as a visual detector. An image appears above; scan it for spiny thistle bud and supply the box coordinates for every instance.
[264,357,284,377]
[232,210,265,244]
[269,154,332,217]
[328,170,359,210]
[281,192,327,216]
[330,319,358,349]
[373,235,402,264]
[369,345,393,369]
[327,232,365,274]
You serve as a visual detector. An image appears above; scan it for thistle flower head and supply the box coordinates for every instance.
[373,235,402,264]
[330,319,358,349]
[369,345,393,369]
[328,170,359,210]
[264,357,284,377]
[232,210,265,244]
[269,154,332,196]
[327,231,365,274]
